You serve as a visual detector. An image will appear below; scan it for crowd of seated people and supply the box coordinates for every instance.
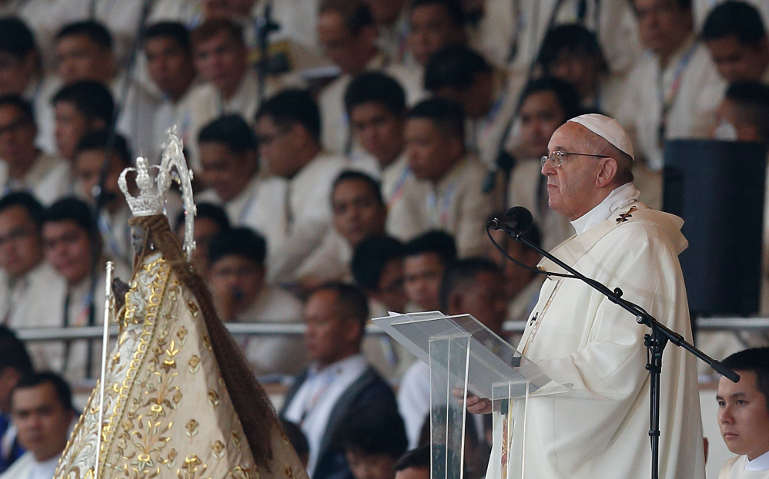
[1,1,769,478]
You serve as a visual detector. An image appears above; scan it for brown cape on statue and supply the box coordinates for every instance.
[54,131,308,479]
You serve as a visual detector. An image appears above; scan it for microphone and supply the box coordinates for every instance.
[486,206,534,238]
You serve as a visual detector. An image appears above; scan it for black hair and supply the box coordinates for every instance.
[198,114,259,153]
[12,371,74,412]
[351,235,404,291]
[536,23,608,74]
[0,325,33,375]
[318,0,375,34]
[51,81,115,127]
[702,1,766,44]
[515,76,583,120]
[75,129,132,167]
[724,81,769,140]
[632,0,692,13]
[281,420,309,460]
[406,97,465,141]
[42,197,98,238]
[191,18,245,48]
[721,348,769,413]
[174,201,230,234]
[395,445,431,472]
[0,16,37,59]
[0,191,44,230]
[331,170,384,207]
[344,71,407,116]
[0,94,35,124]
[439,256,501,310]
[424,45,491,92]
[336,402,407,458]
[144,21,191,50]
[208,226,267,266]
[410,0,465,27]
[255,88,321,142]
[55,19,113,50]
[311,282,370,328]
[403,230,457,264]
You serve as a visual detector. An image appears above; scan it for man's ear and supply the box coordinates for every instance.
[595,157,618,188]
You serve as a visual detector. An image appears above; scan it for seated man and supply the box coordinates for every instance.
[0,192,60,368]
[281,282,399,479]
[402,230,456,312]
[174,202,231,276]
[352,235,407,317]
[207,227,306,377]
[394,446,430,479]
[351,234,411,381]
[400,97,494,256]
[406,0,466,69]
[186,18,280,170]
[0,326,33,473]
[712,82,769,142]
[535,24,629,118]
[196,114,287,257]
[255,89,349,283]
[42,197,128,383]
[424,45,520,173]
[344,71,428,240]
[295,170,387,289]
[0,17,58,154]
[142,21,198,154]
[716,347,769,477]
[72,130,134,265]
[337,402,408,479]
[51,80,114,164]
[702,1,769,85]
[0,94,68,204]
[315,0,421,154]
[53,20,159,157]
[398,257,507,448]
[0,372,75,479]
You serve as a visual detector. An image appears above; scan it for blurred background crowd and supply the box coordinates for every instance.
[0,0,768,478]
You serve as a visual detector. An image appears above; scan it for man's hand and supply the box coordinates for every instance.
[453,388,493,414]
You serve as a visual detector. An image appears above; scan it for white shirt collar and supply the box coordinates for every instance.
[28,454,60,479]
[746,449,769,471]
[570,182,640,235]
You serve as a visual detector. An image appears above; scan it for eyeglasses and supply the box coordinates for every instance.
[540,150,607,168]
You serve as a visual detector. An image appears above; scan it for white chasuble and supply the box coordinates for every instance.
[489,204,704,479]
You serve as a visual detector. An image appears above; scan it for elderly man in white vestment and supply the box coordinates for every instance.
[471,113,705,478]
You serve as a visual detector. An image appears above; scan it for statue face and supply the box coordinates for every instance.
[130,224,148,258]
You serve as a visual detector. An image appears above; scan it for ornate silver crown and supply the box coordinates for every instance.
[118,127,197,259]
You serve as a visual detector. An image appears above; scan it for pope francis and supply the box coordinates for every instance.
[476,114,705,478]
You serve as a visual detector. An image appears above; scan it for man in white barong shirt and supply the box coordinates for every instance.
[469,113,704,478]
[716,348,769,479]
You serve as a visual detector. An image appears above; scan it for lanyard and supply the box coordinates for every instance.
[656,43,698,145]
[387,164,411,208]
[426,175,460,228]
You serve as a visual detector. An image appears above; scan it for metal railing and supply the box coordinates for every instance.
[13,318,769,342]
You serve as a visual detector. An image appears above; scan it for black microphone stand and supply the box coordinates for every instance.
[490,220,740,479]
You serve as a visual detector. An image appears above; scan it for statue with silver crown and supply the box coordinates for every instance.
[53,129,308,479]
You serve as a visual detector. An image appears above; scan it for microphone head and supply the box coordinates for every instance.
[503,206,533,235]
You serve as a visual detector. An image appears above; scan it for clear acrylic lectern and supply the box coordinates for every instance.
[375,311,565,479]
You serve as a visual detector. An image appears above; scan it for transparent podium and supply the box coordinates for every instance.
[375,311,566,479]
